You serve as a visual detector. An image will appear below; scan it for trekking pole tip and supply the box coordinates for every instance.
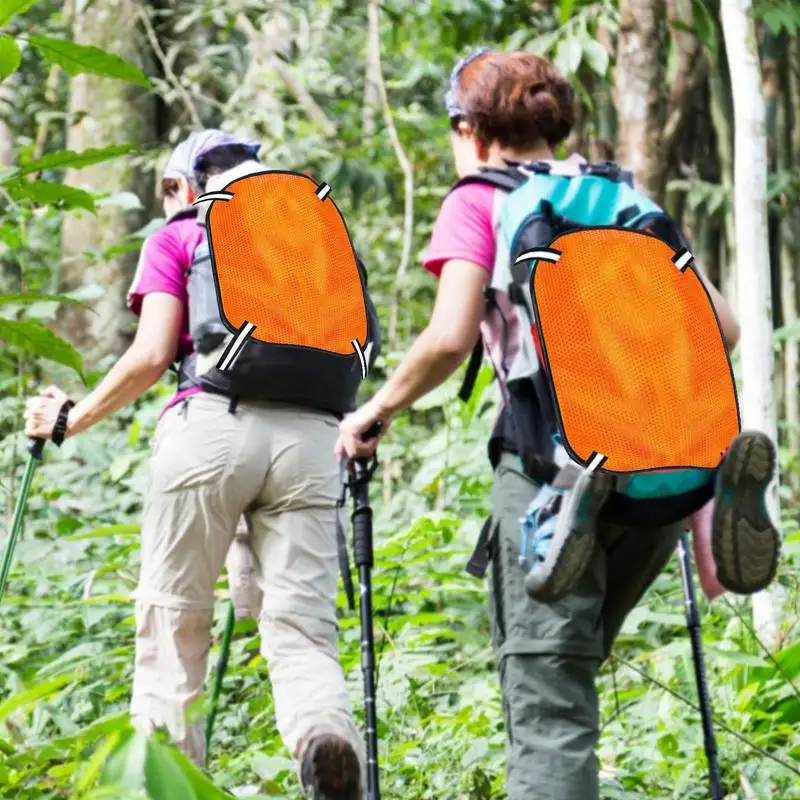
[26,437,46,460]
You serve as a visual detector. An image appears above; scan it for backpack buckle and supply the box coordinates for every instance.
[581,161,621,181]
[513,160,552,176]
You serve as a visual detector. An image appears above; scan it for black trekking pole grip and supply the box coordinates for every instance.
[26,438,46,459]
[25,398,73,460]
[350,420,381,569]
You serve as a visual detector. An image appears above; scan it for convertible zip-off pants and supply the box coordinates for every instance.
[129,392,365,784]
[488,453,684,800]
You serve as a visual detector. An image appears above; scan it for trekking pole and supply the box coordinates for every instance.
[205,597,235,753]
[0,437,46,609]
[348,421,382,800]
[677,530,724,800]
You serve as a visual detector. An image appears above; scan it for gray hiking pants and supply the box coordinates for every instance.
[488,453,684,800]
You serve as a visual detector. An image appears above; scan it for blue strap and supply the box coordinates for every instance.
[519,484,563,567]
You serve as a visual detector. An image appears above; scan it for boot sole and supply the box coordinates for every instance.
[711,430,781,595]
[524,469,612,603]
[302,735,361,800]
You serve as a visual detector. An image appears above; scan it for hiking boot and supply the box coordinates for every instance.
[300,734,362,800]
[711,430,781,594]
[522,467,613,603]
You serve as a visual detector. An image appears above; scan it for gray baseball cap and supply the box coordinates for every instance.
[163,129,260,185]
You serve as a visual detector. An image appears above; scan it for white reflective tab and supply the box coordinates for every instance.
[192,191,233,205]
[672,249,694,272]
[217,321,256,371]
[514,248,561,264]
[352,339,372,380]
[586,451,608,473]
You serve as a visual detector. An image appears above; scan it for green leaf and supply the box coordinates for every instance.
[27,36,152,88]
[0,291,90,307]
[554,36,583,75]
[63,523,140,541]
[75,732,123,794]
[0,0,41,26]
[14,144,135,177]
[0,673,79,722]
[526,30,560,57]
[5,178,96,210]
[163,744,233,799]
[100,729,147,789]
[0,318,85,378]
[583,39,609,76]
[0,35,20,80]
[691,0,718,56]
[559,0,576,25]
[143,739,198,800]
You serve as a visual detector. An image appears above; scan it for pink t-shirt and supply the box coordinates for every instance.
[422,183,496,278]
[127,216,206,413]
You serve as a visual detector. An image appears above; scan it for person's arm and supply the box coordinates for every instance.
[695,265,740,349]
[335,258,488,459]
[370,258,488,416]
[66,292,183,436]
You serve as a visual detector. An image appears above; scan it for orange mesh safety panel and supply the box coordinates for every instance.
[529,227,740,473]
[204,171,368,355]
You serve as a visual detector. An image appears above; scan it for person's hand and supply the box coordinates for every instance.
[24,386,71,441]
[335,399,391,460]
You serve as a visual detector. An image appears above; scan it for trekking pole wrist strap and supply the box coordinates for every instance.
[51,399,75,447]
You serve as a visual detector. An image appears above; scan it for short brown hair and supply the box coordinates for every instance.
[450,51,576,149]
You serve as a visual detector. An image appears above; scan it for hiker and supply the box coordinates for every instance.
[335,49,779,799]
[24,130,366,800]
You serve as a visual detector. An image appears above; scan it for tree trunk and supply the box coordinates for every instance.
[58,0,157,363]
[719,0,783,650]
[363,2,380,139]
[781,39,800,497]
[613,0,668,200]
[663,0,704,160]
[708,55,737,301]
[0,72,16,167]
[593,23,617,154]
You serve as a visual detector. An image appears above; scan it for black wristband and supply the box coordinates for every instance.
[51,399,74,447]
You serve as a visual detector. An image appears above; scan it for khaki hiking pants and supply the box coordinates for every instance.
[129,392,365,788]
[488,453,684,800]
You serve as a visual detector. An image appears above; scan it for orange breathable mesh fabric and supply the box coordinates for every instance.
[205,172,368,354]
[531,228,740,473]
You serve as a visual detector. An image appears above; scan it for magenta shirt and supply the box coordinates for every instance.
[127,217,206,415]
[421,182,497,278]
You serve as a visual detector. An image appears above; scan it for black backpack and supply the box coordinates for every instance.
[170,173,381,417]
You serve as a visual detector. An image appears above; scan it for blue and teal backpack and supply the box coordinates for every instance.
[457,160,733,576]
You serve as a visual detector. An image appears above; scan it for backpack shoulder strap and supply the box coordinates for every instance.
[450,166,528,195]
[166,205,199,224]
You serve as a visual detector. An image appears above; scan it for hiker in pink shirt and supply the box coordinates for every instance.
[335,48,779,799]
[24,131,367,800]
[422,172,727,601]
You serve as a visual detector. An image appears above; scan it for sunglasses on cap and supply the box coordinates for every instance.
[444,46,490,120]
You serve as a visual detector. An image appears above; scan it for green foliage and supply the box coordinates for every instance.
[0,0,799,797]
[0,0,152,90]
[0,4,152,383]
[755,0,800,36]
[0,318,85,379]
[0,35,19,79]
[23,37,152,88]
[0,0,40,27]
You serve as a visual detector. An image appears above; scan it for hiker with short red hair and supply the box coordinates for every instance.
[336,49,779,799]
